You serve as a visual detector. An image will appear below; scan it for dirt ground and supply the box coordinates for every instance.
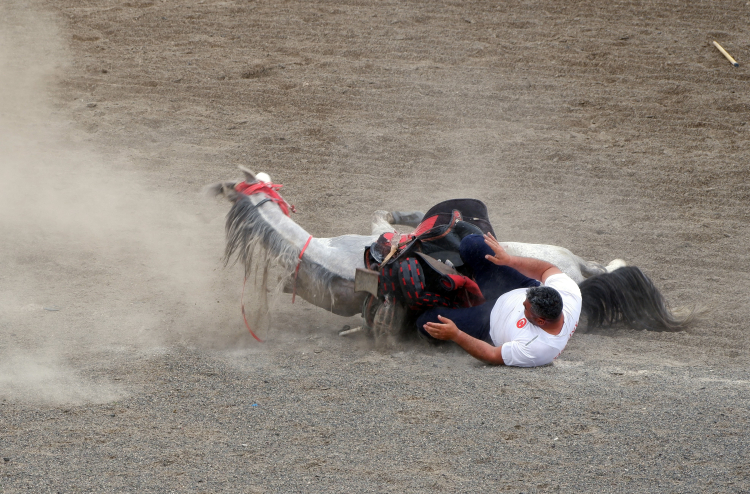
[2,0,750,492]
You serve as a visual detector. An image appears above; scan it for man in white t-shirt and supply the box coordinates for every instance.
[421,232,582,367]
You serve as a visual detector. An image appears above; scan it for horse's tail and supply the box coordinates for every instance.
[579,266,694,331]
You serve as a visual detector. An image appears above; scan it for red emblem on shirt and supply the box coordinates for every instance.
[517,318,527,328]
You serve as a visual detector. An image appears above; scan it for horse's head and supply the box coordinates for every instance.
[238,165,271,185]
[209,167,379,318]
[204,166,273,202]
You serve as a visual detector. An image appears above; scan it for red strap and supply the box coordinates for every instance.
[241,276,263,342]
[461,277,485,306]
[291,235,313,303]
[235,181,296,216]
[441,274,485,307]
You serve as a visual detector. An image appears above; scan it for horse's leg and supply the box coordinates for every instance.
[576,257,627,277]
[390,211,424,228]
[576,257,607,278]
[370,210,425,235]
[371,211,396,236]
[501,242,628,283]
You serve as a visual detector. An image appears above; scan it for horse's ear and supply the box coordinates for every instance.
[203,181,239,200]
[238,165,256,182]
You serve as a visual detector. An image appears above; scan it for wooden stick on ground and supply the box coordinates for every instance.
[713,41,739,67]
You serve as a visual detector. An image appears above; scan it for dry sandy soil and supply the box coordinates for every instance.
[2,0,750,492]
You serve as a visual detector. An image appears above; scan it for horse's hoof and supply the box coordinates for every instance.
[605,259,627,272]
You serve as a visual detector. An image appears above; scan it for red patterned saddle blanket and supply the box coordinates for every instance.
[363,199,495,311]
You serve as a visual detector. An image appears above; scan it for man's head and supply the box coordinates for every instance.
[524,286,563,326]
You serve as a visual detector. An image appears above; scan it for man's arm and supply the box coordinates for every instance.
[484,233,562,283]
[423,315,505,365]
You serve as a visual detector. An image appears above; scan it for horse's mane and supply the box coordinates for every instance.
[224,195,337,308]
[225,196,300,272]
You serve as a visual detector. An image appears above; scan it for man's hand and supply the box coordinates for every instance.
[423,315,460,341]
[484,232,511,266]
[426,315,506,366]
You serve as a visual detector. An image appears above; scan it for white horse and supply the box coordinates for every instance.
[207,169,691,335]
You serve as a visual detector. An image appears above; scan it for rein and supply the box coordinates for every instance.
[239,233,313,341]
[292,235,313,303]
[241,275,263,342]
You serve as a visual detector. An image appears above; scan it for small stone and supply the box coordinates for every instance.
[3,458,9,462]
[87,102,97,108]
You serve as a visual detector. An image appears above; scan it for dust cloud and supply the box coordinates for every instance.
[0,2,237,404]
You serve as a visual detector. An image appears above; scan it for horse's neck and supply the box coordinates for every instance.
[251,194,312,249]
[250,194,373,280]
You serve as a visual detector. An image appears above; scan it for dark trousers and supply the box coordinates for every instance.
[416,234,540,343]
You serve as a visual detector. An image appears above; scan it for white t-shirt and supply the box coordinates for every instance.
[489,273,582,367]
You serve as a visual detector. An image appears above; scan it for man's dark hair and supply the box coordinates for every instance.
[526,286,563,321]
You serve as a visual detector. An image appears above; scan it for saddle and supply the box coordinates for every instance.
[359,199,495,313]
